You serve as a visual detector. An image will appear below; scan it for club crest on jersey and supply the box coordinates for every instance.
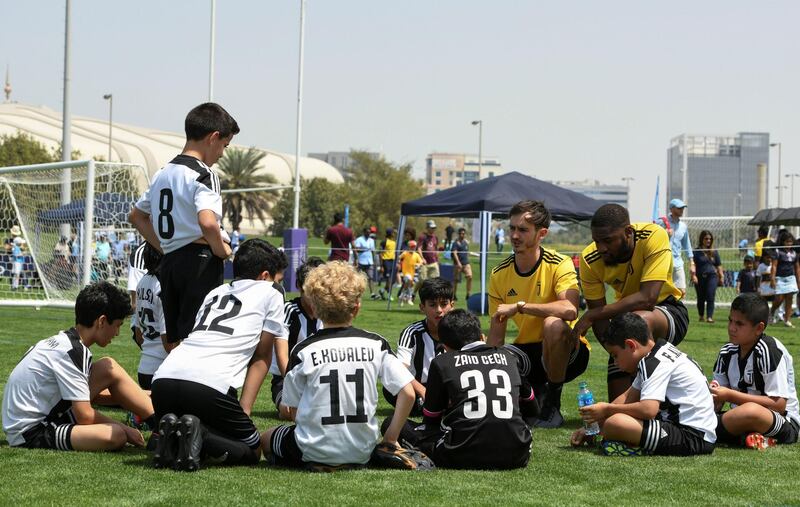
[743,369,753,385]
[507,288,518,297]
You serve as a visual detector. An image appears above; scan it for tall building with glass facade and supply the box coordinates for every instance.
[667,133,769,217]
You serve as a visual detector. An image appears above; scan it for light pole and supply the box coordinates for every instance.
[775,185,788,208]
[471,120,482,177]
[103,94,112,162]
[621,177,634,208]
[208,0,215,101]
[771,142,782,207]
[292,0,306,229]
[786,173,800,207]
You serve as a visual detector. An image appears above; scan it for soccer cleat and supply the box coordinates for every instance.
[784,321,795,328]
[532,404,564,429]
[153,413,179,469]
[174,414,206,472]
[600,439,643,456]
[744,432,778,450]
[126,411,150,431]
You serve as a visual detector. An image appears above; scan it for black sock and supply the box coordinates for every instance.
[144,415,157,429]
[764,412,793,443]
[546,382,563,409]
[203,431,260,466]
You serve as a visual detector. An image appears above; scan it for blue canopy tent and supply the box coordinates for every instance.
[393,171,604,314]
[36,192,136,227]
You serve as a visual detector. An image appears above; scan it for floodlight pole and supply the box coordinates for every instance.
[209,0,216,102]
[292,0,306,229]
[471,120,483,177]
[60,0,72,240]
[771,142,782,207]
[103,94,113,162]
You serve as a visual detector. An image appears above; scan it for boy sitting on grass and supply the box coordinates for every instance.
[391,309,537,469]
[261,261,416,471]
[151,239,288,471]
[571,312,717,456]
[711,292,799,449]
[2,281,155,452]
[385,277,454,416]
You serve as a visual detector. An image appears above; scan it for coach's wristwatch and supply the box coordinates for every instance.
[516,300,526,314]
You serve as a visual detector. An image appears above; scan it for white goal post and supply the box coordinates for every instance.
[0,160,148,308]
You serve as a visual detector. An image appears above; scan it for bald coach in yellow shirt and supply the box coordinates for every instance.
[488,200,588,429]
[573,204,689,400]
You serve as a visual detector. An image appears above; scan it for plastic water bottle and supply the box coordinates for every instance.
[577,381,600,436]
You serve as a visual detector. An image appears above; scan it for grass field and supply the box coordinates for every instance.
[1,297,800,507]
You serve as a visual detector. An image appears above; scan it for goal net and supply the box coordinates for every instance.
[0,160,148,307]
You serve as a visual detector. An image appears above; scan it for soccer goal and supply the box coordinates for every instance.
[0,160,148,308]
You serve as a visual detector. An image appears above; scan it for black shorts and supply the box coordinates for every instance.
[639,419,714,456]
[716,411,800,445]
[271,375,284,407]
[138,372,154,390]
[510,340,590,387]
[381,260,394,281]
[269,425,305,467]
[18,409,76,451]
[608,296,689,382]
[159,243,223,343]
[151,378,260,449]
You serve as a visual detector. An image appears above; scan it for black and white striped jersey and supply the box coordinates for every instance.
[127,242,147,293]
[713,334,799,425]
[632,340,717,444]
[397,319,444,384]
[153,279,288,393]
[134,154,223,254]
[283,326,413,465]
[270,297,323,376]
[1,328,91,446]
[133,273,167,375]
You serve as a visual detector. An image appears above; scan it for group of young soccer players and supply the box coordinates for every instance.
[2,102,798,472]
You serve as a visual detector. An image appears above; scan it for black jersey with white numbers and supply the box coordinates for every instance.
[422,342,533,468]
[713,334,799,425]
[633,340,717,444]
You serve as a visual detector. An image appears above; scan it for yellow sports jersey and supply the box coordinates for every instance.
[488,247,582,345]
[399,251,423,278]
[381,238,397,261]
[754,238,765,259]
[580,222,682,304]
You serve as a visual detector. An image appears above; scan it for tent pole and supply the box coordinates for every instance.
[480,211,490,314]
[387,215,407,310]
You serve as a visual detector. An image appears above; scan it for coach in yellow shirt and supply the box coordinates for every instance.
[488,200,587,429]
[573,204,689,400]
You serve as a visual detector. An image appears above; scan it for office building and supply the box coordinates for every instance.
[425,152,504,193]
[553,179,628,207]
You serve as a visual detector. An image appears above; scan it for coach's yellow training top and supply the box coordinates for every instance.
[579,222,682,304]
[489,247,584,345]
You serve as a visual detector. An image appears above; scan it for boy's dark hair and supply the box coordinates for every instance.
[458,227,466,234]
[75,281,133,327]
[142,242,162,275]
[602,312,651,347]
[743,255,754,263]
[296,256,325,291]
[758,225,769,237]
[438,309,482,350]
[509,200,551,229]
[419,277,454,304]
[333,212,343,224]
[185,102,240,141]
[233,239,288,280]
[591,203,630,229]
[731,293,769,328]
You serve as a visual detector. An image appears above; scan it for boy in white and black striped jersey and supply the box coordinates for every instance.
[2,282,155,452]
[271,257,326,419]
[572,312,717,456]
[384,277,454,416]
[712,293,799,448]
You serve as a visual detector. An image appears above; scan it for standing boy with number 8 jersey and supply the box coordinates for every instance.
[129,103,238,349]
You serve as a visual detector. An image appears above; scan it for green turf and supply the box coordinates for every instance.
[1,300,799,506]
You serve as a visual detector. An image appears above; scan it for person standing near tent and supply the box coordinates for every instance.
[415,221,441,296]
[488,200,587,428]
[324,212,355,263]
[655,198,695,298]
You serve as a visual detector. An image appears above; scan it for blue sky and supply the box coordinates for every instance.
[2,1,798,219]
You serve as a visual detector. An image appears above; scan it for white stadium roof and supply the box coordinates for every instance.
[0,102,344,185]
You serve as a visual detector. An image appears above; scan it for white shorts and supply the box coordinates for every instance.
[12,262,23,275]
[672,265,686,290]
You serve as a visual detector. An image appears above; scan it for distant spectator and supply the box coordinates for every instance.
[655,199,695,298]
[378,228,397,300]
[754,225,769,259]
[323,212,355,262]
[112,237,128,281]
[770,230,799,328]
[401,227,416,251]
[231,229,240,254]
[736,255,757,294]
[444,221,455,251]
[693,230,723,323]
[11,236,27,291]
[495,226,505,253]
[354,227,377,299]
[416,220,440,294]
[450,227,472,301]
[757,251,775,300]
[95,234,111,280]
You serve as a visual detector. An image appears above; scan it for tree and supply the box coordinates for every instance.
[216,147,279,231]
[0,132,56,167]
[271,177,346,237]
[344,151,425,232]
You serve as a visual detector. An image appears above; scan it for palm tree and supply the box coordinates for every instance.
[216,147,279,231]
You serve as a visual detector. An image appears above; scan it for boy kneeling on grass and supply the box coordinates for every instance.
[261,261,416,471]
[711,292,800,449]
[2,281,155,452]
[150,239,288,471]
[571,312,717,456]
